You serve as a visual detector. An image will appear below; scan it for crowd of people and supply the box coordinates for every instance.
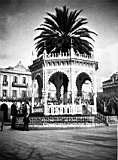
[10,101,31,130]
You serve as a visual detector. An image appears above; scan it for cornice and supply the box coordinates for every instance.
[29,56,98,72]
[0,69,31,76]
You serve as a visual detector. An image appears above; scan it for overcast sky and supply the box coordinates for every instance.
[0,0,118,91]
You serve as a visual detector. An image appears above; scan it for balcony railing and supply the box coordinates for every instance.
[46,51,94,60]
[0,96,31,102]
[12,82,28,88]
[2,81,8,86]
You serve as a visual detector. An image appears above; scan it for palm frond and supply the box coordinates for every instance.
[34,6,97,56]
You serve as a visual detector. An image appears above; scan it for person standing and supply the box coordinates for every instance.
[11,103,18,129]
[23,113,30,131]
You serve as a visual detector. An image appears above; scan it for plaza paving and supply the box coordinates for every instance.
[0,125,117,160]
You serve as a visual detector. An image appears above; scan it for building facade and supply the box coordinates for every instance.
[0,61,32,121]
[30,44,98,115]
[103,72,118,96]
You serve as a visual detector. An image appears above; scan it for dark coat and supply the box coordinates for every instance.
[23,116,30,124]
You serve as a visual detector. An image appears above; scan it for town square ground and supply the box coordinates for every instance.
[0,125,117,160]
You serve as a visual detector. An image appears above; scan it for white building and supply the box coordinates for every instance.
[0,61,32,121]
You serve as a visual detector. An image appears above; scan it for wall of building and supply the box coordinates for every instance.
[103,72,118,96]
[0,61,32,120]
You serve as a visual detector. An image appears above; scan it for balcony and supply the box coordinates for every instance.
[12,82,28,88]
[0,96,31,102]
[46,51,94,60]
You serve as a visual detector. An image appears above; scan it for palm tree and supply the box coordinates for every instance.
[34,6,97,57]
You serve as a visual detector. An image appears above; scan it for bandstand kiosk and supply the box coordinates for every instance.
[29,43,98,116]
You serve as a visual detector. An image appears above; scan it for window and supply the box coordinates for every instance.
[3,90,7,97]
[49,108,51,113]
[34,83,36,88]
[67,108,69,113]
[3,75,8,86]
[12,90,17,98]
[3,75,7,82]
[22,90,27,98]
[13,76,18,83]
[22,77,26,84]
